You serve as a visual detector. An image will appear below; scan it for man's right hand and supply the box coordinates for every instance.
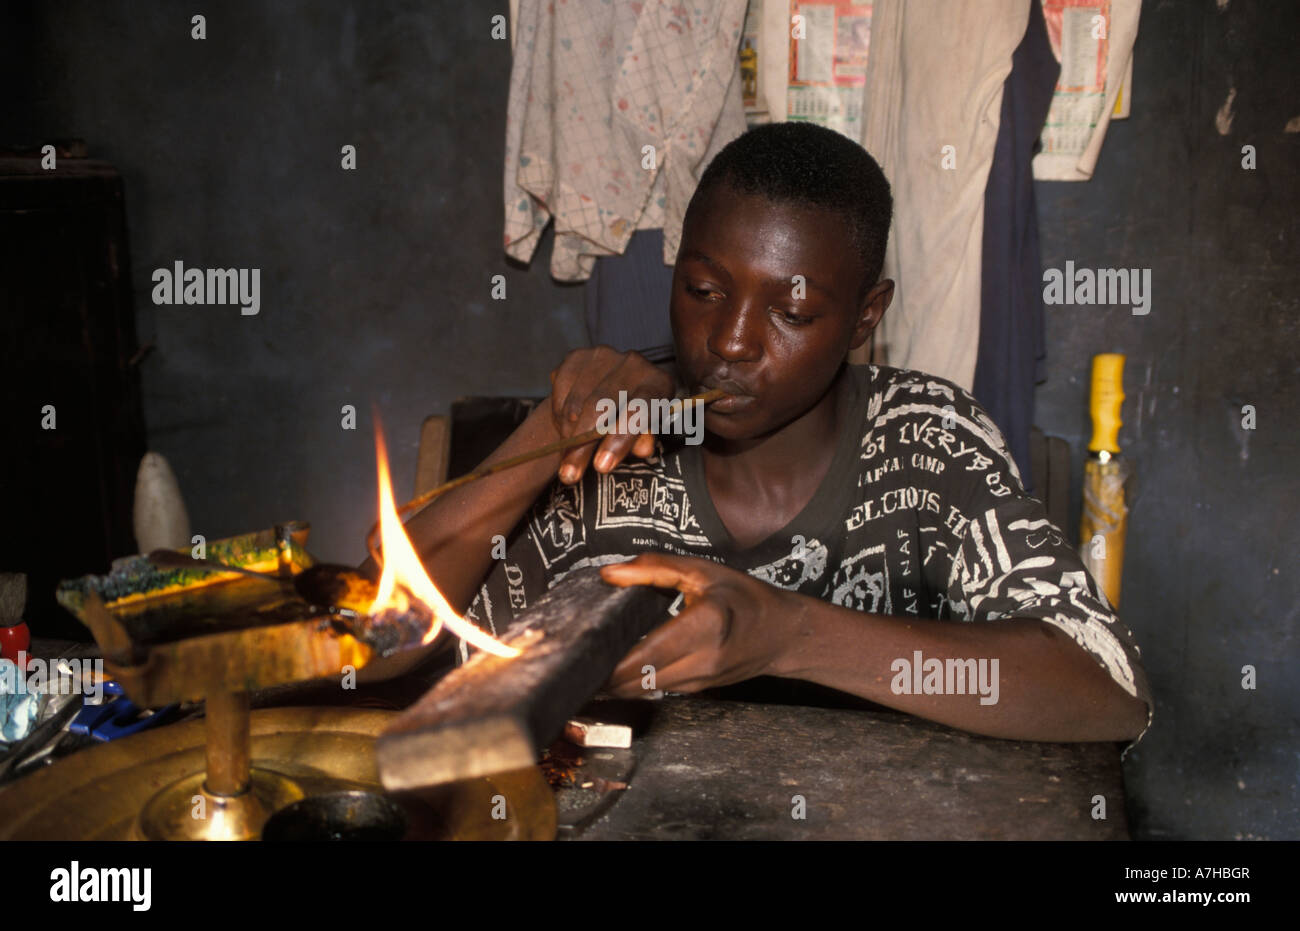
[547,346,678,485]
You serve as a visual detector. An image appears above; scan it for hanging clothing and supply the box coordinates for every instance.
[504,0,750,282]
[973,0,1060,493]
[856,0,1032,391]
[584,228,675,354]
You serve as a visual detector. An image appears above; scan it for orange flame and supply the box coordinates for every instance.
[371,419,519,657]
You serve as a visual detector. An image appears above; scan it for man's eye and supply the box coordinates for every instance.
[687,286,719,300]
[779,310,813,326]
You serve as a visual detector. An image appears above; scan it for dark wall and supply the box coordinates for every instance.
[4,1,1296,840]
[3,0,588,573]
[1034,0,1299,839]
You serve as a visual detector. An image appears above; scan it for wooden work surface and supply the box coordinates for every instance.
[573,695,1129,841]
[20,640,1129,840]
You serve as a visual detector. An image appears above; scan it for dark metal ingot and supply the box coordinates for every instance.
[377,567,676,790]
[361,603,436,657]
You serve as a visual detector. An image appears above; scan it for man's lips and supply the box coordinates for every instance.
[699,377,756,412]
[699,376,753,398]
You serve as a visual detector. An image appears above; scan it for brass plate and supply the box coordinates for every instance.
[0,707,555,841]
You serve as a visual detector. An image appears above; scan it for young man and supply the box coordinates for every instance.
[399,121,1152,745]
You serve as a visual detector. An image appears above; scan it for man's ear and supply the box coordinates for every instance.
[848,279,894,351]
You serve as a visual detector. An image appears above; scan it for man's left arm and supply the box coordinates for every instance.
[772,591,1151,742]
[600,552,1150,742]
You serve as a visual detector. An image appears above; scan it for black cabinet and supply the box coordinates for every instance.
[0,153,147,640]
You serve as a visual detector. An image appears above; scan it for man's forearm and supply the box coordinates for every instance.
[769,594,1149,742]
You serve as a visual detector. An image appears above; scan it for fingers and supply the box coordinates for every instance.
[606,658,714,697]
[551,351,612,484]
[599,552,717,602]
[606,604,727,693]
[557,438,600,485]
[564,430,638,481]
[632,431,657,459]
[548,347,676,485]
[549,350,602,439]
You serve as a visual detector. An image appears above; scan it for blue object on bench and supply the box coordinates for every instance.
[68,681,180,742]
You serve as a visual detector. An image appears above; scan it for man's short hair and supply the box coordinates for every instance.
[684,121,893,302]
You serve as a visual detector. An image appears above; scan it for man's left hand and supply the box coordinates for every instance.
[599,552,800,696]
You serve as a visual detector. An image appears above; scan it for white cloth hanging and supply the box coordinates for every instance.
[504,0,749,282]
[856,0,1031,391]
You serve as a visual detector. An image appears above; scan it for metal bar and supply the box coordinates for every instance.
[376,567,674,790]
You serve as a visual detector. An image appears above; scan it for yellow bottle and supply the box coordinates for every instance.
[1079,354,1130,609]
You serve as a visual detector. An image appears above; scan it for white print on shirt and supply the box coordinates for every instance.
[630,536,702,557]
[918,526,948,568]
[898,417,995,471]
[748,537,829,590]
[860,454,904,486]
[504,561,527,611]
[898,526,920,615]
[896,529,921,615]
[530,480,585,569]
[874,401,1023,484]
[984,470,1013,497]
[594,459,709,546]
[958,510,1062,617]
[1007,516,1066,550]
[1027,574,1141,699]
[831,543,891,614]
[946,508,1141,697]
[846,485,943,530]
[859,429,889,462]
[882,376,958,406]
[911,452,947,476]
[896,528,913,577]
[968,555,1057,617]
[466,585,496,633]
[944,504,970,538]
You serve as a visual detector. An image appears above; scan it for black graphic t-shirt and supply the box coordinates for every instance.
[463,363,1154,744]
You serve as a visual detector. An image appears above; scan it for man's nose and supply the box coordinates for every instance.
[707,300,761,362]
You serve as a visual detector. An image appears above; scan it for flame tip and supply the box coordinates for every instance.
[368,420,516,657]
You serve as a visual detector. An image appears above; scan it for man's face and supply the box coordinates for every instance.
[670,186,888,441]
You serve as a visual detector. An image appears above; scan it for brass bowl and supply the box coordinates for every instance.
[0,706,555,841]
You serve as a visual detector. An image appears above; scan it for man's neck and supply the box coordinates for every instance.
[701,366,846,491]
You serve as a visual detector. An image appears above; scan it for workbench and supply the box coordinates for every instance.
[571,694,1129,840]
[7,640,1129,840]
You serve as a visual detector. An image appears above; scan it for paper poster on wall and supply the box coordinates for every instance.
[1111,54,1132,119]
[741,0,768,122]
[1039,0,1111,162]
[1033,0,1140,181]
[786,1,872,139]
